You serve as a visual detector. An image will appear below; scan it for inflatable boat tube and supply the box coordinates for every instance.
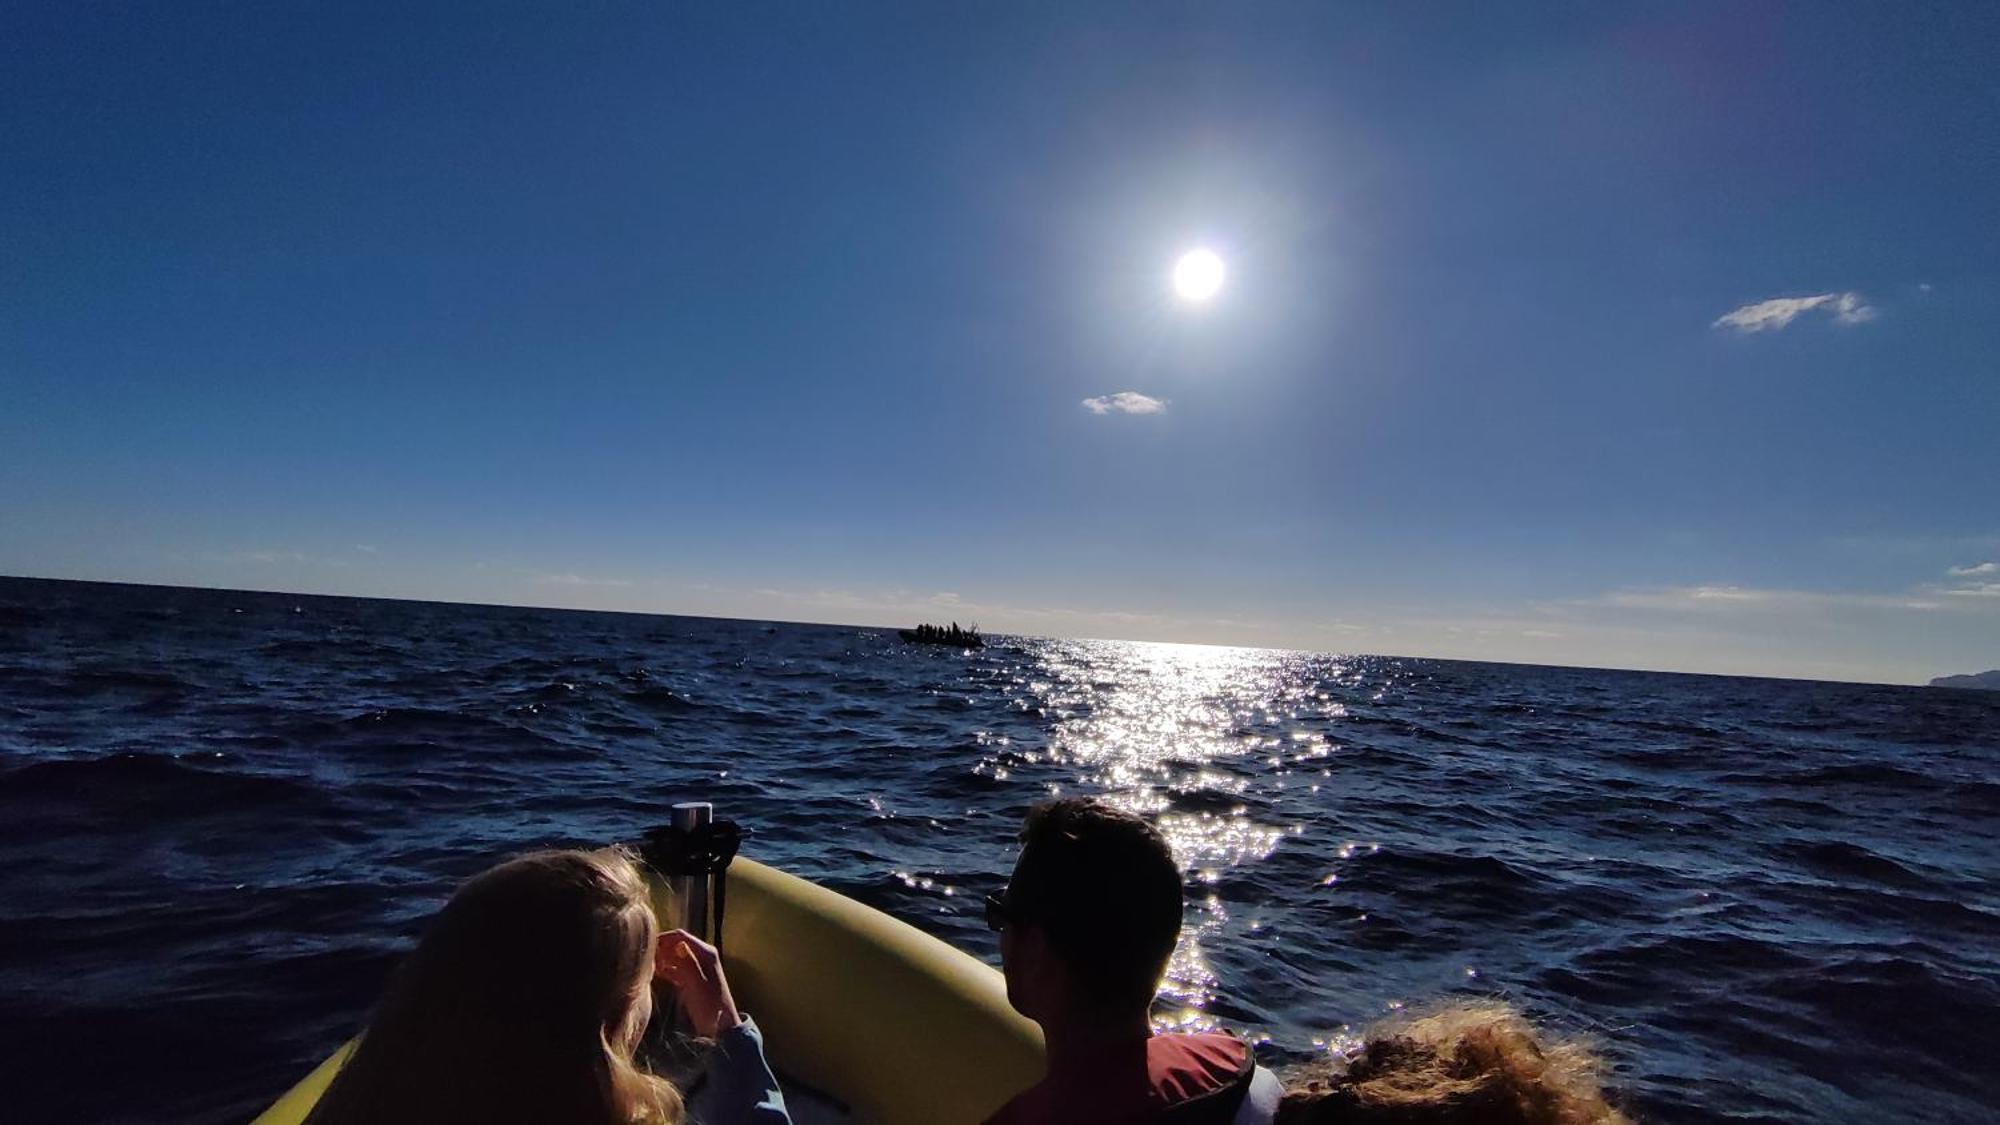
[252,856,1045,1125]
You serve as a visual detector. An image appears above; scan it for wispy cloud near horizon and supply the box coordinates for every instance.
[536,572,634,588]
[1594,559,2000,615]
[1939,561,2000,599]
[1713,292,1877,333]
[1082,391,1168,415]
[1593,584,1946,613]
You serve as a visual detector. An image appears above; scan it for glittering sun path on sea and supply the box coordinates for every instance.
[2,579,1997,1124]
[977,641,1320,1033]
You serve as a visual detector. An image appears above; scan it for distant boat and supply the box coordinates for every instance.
[898,622,984,649]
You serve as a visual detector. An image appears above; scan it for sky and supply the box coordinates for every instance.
[3,4,1996,685]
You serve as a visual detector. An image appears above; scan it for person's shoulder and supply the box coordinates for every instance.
[1147,1030,1252,1097]
[1165,1030,1250,1064]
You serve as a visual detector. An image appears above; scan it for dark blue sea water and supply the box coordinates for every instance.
[1,577,1996,1124]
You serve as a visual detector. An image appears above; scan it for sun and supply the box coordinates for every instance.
[1172,248,1225,302]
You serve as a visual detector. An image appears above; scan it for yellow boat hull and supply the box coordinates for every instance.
[252,857,1045,1125]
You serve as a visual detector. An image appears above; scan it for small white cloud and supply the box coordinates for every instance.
[354,544,379,554]
[1082,391,1168,415]
[1938,562,2000,600]
[1712,291,1876,333]
[1830,292,1876,324]
[1687,585,1770,602]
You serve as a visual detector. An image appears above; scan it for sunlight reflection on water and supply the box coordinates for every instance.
[1017,640,1331,1031]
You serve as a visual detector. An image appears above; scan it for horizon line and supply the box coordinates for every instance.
[0,571,1946,691]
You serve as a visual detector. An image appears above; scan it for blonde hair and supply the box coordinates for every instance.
[305,847,682,1125]
[1277,1001,1629,1125]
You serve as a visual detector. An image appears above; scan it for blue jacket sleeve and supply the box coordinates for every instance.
[693,1015,791,1124]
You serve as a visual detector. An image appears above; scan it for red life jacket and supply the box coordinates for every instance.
[983,1032,1257,1125]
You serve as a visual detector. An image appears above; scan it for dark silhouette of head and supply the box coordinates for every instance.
[997,797,1184,1025]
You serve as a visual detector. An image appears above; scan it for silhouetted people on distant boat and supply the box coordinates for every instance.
[1274,1001,1628,1125]
[981,798,1282,1124]
[900,621,984,648]
[304,848,790,1125]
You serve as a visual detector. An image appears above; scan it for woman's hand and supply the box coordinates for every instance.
[655,928,743,1038]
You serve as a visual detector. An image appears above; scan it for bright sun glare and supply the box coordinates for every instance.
[1172,249,1225,302]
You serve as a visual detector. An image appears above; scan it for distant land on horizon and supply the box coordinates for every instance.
[1929,670,2000,691]
[0,573,1953,692]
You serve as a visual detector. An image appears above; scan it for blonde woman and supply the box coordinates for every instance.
[304,847,788,1125]
[1276,1002,1629,1125]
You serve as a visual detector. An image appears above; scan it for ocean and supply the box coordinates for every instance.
[1,576,1995,1124]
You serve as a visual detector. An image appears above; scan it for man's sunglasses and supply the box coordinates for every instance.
[983,891,1013,932]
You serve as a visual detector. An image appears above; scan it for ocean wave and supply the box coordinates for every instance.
[0,752,321,813]
[1779,840,1941,889]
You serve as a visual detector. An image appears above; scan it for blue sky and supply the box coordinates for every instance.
[3,4,1996,684]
